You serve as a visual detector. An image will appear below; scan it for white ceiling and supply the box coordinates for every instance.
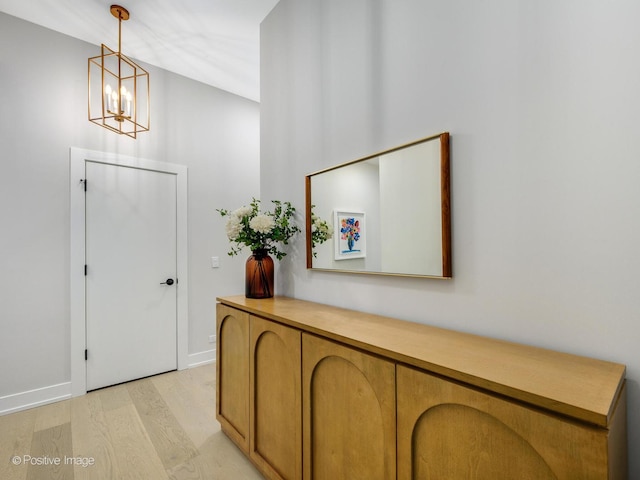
[0,0,280,102]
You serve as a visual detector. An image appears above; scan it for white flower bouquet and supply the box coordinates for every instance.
[218,198,300,260]
[310,206,333,257]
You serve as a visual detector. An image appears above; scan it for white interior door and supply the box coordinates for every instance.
[85,161,178,391]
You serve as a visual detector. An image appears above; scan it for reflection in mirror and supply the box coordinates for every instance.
[306,132,451,278]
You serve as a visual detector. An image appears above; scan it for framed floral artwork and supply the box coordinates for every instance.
[334,210,366,260]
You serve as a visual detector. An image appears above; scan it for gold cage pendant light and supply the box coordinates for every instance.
[88,5,149,138]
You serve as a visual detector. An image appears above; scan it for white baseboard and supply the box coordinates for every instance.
[0,350,215,416]
[0,382,72,416]
[188,349,216,368]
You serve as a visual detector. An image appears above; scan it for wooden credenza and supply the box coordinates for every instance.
[216,296,627,480]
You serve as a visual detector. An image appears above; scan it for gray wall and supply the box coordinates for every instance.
[0,13,259,399]
[261,0,640,476]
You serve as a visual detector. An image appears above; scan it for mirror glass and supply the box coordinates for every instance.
[305,132,451,278]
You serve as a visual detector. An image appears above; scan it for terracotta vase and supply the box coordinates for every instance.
[245,249,274,298]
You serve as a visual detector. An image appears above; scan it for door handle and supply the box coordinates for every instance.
[160,278,175,285]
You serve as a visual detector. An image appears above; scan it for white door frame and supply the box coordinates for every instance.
[70,147,189,397]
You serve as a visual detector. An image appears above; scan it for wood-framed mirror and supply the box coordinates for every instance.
[305,132,451,278]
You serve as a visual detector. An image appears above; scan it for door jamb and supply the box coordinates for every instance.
[70,147,189,397]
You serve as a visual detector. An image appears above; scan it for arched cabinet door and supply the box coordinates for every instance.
[302,333,396,480]
[216,304,250,452]
[396,365,611,480]
[250,315,302,480]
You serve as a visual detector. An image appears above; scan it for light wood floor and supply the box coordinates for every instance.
[0,364,263,480]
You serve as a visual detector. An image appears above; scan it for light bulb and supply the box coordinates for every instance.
[118,86,127,114]
[126,92,133,117]
[104,84,113,112]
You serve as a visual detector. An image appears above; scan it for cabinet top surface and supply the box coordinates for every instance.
[217,295,625,427]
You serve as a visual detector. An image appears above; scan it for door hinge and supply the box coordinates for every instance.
[81,179,87,192]
[84,265,87,276]
[84,349,88,361]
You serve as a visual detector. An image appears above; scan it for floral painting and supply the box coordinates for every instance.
[334,210,366,260]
